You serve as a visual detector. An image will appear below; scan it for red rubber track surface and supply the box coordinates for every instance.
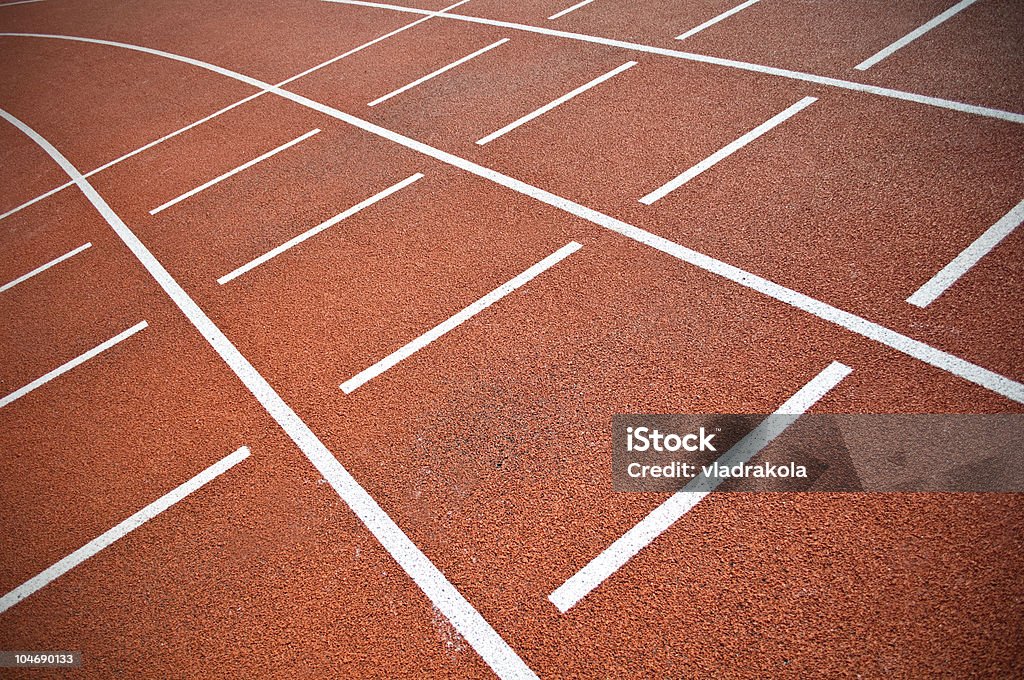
[1,0,1022,677]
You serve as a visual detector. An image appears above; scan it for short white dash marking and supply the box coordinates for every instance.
[908,197,1024,308]
[548,361,851,613]
[640,96,816,204]
[368,38,509,106]
[476,61,636,145]
[0,321,148,410]
[548,0,595,21]
[149,128,320,215]
[342,241,581,393]
[0,446,250,614]
[0,242,91,293]
[676,0,760,40]
[855,0,979,71]
[218,173,423,284]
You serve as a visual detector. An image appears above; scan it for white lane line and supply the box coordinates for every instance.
[640,96,816,205]
[0,108,537,680]
[549,361,851,613]
[0,321,147,410]
[218,173,423,285]
[0,0,46,7]
[908,198,1024,308]
[476,61,636,145]
[0,242,91,293]
[317,0,1024,125]
[0,0,470,226]
[342,241,581,393]
[8,36,1023,406]
[676,0,760,41]
[548,0,595,21]
[855,0,979,71]
[149,128,320,215]
[0,447,249,615]
[368,38,509,106]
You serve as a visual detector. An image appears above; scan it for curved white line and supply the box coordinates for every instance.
[1,33,1021,409]
[0,32,274,87]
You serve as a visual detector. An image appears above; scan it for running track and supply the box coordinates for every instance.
[0,0,1022,677]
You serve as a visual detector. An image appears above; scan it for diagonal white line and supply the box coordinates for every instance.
[0,242,91,293]
[676,0,760,41]
[908,197,1024,308]
[476,61,636,145]
[548,361,852,613]
[341,241,582,393]
[149,128,320,215]
[640,96,816,204]
[368,38,509,106]
[855,0,979,71]
[0,447,250,614]
[0,321,148,410]
[218,173,423,284]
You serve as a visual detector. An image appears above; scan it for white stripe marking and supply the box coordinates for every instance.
[0,0,469,225]
[907,197,1024,308]
[0,108,536,680]
[549,361,851,613]
[0,0,46,7]
[676,0,760,40]
[0,447,249,614]
[317,0,1024,124]
[6,35,1022,406]
[218,173,423,284]
[0,242,91,293]
[476,61,636,145]
[342,241,581,393]
[149,128,320,215]
[855,0,979,71]
[0,321,147,410]
[368,38,509,106]
[548,0,595,21]
[640,96,816,204]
